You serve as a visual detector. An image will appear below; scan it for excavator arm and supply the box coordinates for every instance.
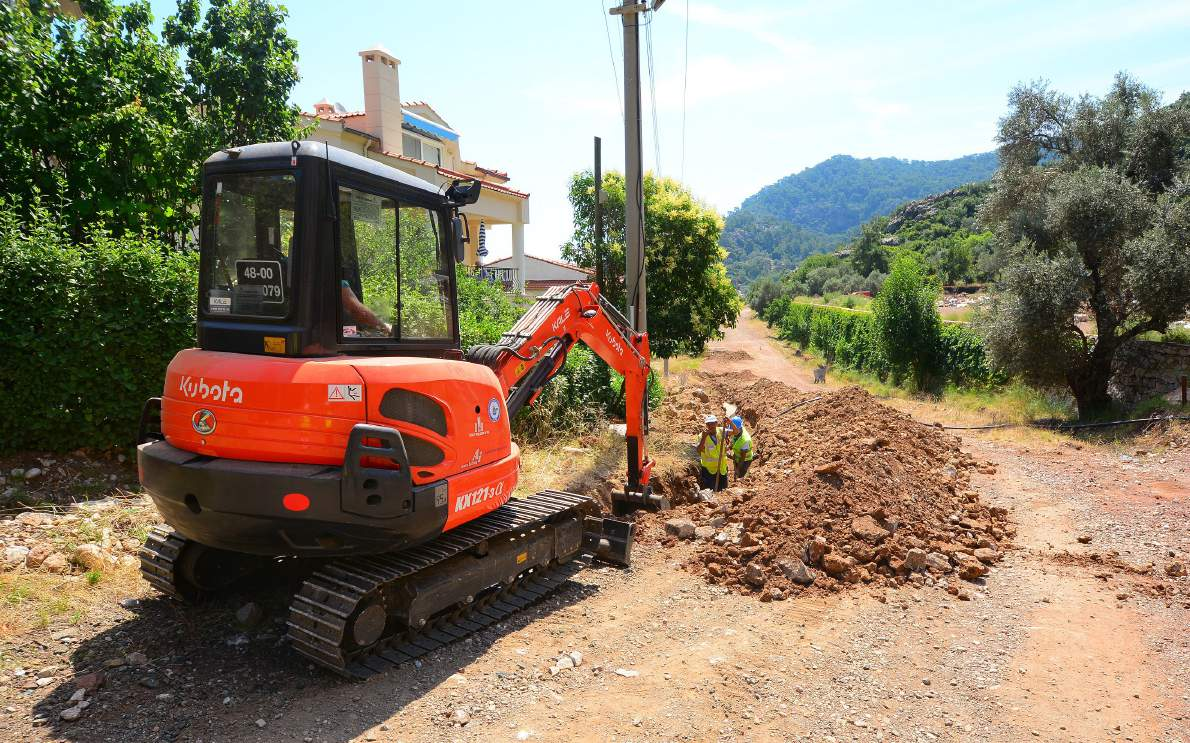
[466,282,667,512]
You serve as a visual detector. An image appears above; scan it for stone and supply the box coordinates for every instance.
[255,719,267,728]
[235,602,264,628]
[614,668,639,677]
[126,651,148,667]
[695,488,717,503]
[42,552,69,573]
[850,515,890,543]
[25,543,53,568]
[555,655,574,671]
[693,526,715,541]
[72,544,108,571]
[814,460,844,475]
[2,546,30,567]
[924,552,952,573]
[738,531,759,548]
[451,709,470,726]
[1076,534,1093,544]
[69,689,86,703]
[74,672,105,692]
[957,557,987,581]
[568,650,583,667]
[709,516,727,529]
[1166,562,1186,577]
[776,557,815,585]
[805,536,829,565]
[743,563,766,588]
[664,518,696,540]
[691,388,710,403]
[973,548,1000,564]
[904,548,928,572]
[59,706,82,722]
[821,553,853,577]
[768,587,785,601]
[24,467,42,479]
[139,676,160,689]
[16,511,49,526]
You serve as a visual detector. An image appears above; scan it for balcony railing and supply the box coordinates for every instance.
[469,266,518,291]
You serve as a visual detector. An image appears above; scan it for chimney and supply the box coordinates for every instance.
[358,45,402,153]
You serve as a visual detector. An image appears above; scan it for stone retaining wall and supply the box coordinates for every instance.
[1109,339,1190,405]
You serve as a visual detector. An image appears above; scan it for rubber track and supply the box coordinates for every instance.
[139,526,189,601]
[286,490,594,678]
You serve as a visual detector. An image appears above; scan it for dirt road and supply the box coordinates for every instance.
[4,314,1188,742]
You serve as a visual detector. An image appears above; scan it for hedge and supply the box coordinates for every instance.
[0,205,198,452]
[765,300,1005,389]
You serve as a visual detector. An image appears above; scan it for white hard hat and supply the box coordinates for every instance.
[704,415,718,424]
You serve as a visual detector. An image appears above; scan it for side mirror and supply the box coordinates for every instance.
[445,179,482,206]
[452,214,470,263]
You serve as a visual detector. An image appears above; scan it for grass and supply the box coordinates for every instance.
[0,496,157,640]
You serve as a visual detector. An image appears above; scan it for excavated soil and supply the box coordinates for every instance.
[643,377,1014,600]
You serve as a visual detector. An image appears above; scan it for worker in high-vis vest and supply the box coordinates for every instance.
[726,415,755,479]
[696,414,729,492]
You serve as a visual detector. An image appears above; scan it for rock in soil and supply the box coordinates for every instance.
[664,518,696,540]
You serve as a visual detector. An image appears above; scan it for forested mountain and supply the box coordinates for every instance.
[724,152,998,285]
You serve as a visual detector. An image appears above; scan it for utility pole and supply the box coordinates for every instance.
[611,0,660,332]
[594,136,604,290]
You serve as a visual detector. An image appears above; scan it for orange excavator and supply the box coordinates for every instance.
[135,141,666,677]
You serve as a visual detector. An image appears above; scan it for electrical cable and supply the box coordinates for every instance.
[644,10,662,176]
[600,0,624,120]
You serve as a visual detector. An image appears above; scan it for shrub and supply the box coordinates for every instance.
[770,299,999,390]
[871,253,942,389]
[0,203,198,452]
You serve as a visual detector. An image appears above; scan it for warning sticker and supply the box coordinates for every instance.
[327,384,362,403]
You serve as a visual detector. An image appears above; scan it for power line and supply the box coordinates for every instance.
[644,11,662,176]
[600,0,624,120]
[681,0,689,182]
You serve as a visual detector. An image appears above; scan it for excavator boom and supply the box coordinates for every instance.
[467,282,666,511]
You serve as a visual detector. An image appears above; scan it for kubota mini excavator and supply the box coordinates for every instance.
[136,141,667,677]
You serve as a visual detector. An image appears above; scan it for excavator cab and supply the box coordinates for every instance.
[198,140,468,358]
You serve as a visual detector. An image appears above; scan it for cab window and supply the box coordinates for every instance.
[338,186,453,341]
[204,173,295,318]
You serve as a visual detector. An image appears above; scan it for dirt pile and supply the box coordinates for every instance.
[649,379,1014,600]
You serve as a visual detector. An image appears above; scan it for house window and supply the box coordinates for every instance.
[402,133,420,159]
[401,133,442,165]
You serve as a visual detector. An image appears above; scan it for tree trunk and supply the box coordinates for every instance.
[1068,340,1117,419]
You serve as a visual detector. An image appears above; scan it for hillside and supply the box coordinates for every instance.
[724,152,998,285]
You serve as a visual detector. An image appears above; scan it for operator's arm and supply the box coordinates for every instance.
[341,284,391,334]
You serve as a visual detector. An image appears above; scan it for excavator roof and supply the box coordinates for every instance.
[203,141,443,200]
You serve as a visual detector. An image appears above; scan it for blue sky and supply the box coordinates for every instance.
[151,0,1190,260]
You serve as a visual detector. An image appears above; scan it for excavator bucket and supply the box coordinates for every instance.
[583,515,636,566]
[611,488,669,516]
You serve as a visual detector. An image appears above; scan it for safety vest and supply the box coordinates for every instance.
[732,426,755,462]
[700,428,729,475]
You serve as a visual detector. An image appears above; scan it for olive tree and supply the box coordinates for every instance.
[980,75,1190,417]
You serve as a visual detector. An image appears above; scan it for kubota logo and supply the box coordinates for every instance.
[550,307,571,333]
[179,376,243,404]
[191,408,217,435]
[454,481,505,512]
[604,329,625,357]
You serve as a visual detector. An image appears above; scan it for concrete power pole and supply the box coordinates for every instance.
[611,0,660,332]
[594,136,604,290]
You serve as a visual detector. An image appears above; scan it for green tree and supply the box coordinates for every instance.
[562,170,741,359]
[0,0,302,244]
[871,252,942,389]
[164,0,303,153]
[980,75,1190,417]
[849,217,891,276]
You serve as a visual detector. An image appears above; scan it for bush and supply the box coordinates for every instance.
[0,203,198,452]
[871,253,942,389]
[769,299,1000,390]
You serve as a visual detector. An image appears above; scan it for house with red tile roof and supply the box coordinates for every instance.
[482,254,593,297]
[301,45,530,291]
